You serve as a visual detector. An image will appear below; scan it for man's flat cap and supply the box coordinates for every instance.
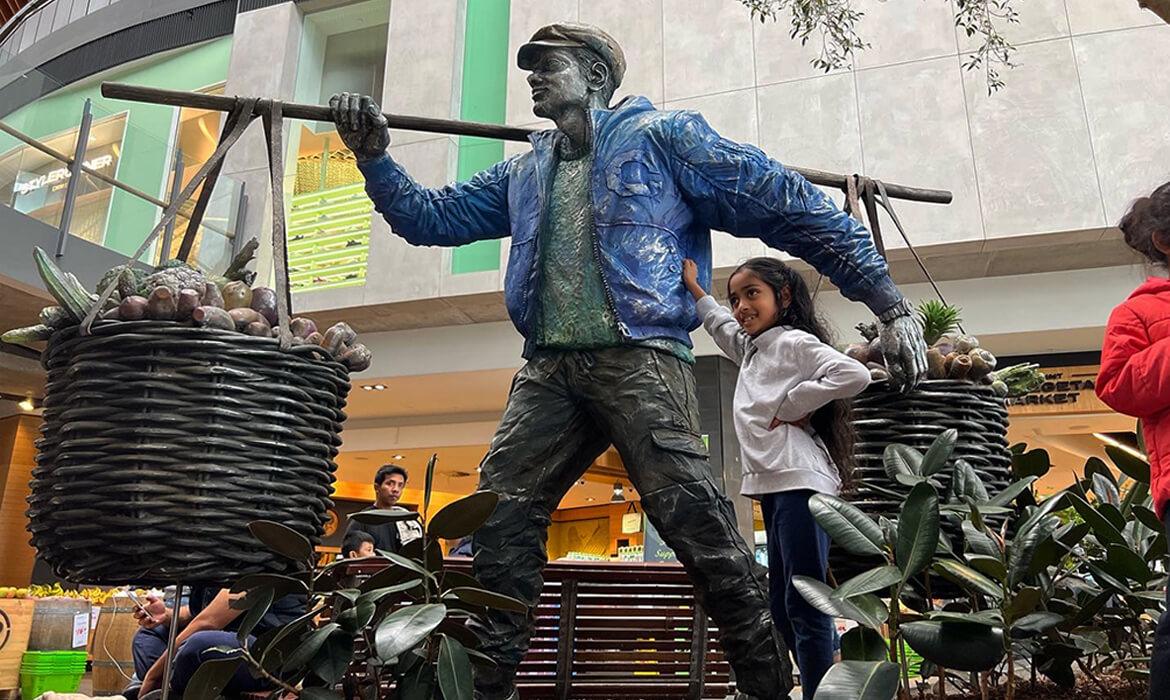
[517,23,626,88]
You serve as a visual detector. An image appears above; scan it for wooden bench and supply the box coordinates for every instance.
[339,559,732,700]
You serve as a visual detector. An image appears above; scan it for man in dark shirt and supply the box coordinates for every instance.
[344,464,422,553]
[134,585,306,697]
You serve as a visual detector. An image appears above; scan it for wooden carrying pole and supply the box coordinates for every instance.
[102,82,953,205]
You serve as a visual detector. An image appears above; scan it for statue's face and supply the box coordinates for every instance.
[526,48,591,119]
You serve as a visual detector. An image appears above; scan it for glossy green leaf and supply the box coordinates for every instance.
[236,585,275,645]
[896,483,940,580]
[248,520,313,562]
[1065,591,1112,629]
[378,551,438,585]
[1008,514,1059,587]
[230,573,309,599]
[1086,562,1131,595]
[835,565,903,599]
[373,603,446,662]
[257,603,326,667]
[465,647,498,668]
[1011,612,1063,637]
[356,581,422,607]
[446,586,527,613]
[895,472,930,487]
[281,623,339,673]
[921,429,958,476]
[884,443,923,480]
[815,660,900,700]
[901,620,1005,672]
[951,460,989,503]
[1134,505,1163,533]
[932,560,1002,599]
[987,476,1038,508]
[1105,444,1150,484]
[840,626,889,662]
[424,453,438,517]
[427,491,500,539]
[1012,448,1052,479]
[809,493,885,557]
[350,508,423,525]
[437,619,482,650]
[397,661,436,700]
[437,634,474,700]
[1107,543,1155,583]
[928,610,1003,626]
[1068,493,1126,547]
[1092,473,1121,508]
[793,576,886,630]
[183,657,244,700]
[1017,489,1070,539]
[336,600,376,635]
[965,554,1006,582]
[1008,586,1042,621]
[962,520,1001,558]
[309,630,354,685]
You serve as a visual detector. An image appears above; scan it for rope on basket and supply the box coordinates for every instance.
[81,97,260,335]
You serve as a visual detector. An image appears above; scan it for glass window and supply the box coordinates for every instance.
[0,112,127,245]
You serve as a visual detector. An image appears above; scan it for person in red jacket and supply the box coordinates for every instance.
[1095,180,1170,699]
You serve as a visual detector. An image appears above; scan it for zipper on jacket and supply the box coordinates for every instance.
[585,114,627,339]
[526,136,551,338]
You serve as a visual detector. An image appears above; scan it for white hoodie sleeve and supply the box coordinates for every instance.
[774,333,871,422]
[696,295,750,365]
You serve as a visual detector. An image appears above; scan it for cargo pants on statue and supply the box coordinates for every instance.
[467,346,793,699]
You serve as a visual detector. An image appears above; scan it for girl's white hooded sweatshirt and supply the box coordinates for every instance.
[697,295,871,498]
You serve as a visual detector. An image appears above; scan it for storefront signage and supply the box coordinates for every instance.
[643,516,677,564]
[1006,365,1109,415]
[14,154,115,196]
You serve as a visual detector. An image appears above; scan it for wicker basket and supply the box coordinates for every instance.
[830,378,1013,582]
[26,320,350,585]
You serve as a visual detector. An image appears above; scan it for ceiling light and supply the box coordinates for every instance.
[585,497,595,502]
[610,482,626,503]
[18,397,35,412]
[361,385,374,391]
[392,454,404,460]
[373,384,386,391]
[1092,433,1148,462]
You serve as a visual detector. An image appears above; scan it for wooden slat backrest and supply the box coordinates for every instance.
[334,559,732,699]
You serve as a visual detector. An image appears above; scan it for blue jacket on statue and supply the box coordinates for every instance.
[356,95,902,358]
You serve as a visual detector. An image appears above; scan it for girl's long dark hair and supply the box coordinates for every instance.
[731,257,857,491]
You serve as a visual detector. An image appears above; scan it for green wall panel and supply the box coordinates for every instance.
[0,38,232,257]
[451,0,510,275]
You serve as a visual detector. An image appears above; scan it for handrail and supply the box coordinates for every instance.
[0,118,235,238]
[0,0,54,51]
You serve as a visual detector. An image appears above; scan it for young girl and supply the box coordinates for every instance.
[1095,181,1170,700]
[683,256,869,697]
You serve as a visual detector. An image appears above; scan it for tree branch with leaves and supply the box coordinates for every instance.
[741,0,1020,93]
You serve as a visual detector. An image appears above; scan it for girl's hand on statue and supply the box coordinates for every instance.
[682,259,705,300]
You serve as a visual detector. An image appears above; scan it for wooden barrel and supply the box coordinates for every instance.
[91,598,140,695]
[27,599,91,651]
[0,598,34,693]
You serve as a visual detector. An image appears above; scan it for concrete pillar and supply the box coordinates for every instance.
[219,1,306,286]
[695,355,755,550]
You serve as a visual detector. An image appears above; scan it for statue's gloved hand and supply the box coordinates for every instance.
[880,314,928,392]
[329,92,390,162]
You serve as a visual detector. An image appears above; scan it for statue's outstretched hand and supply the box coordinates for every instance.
[329,92,390,162]
[880,314,928,392]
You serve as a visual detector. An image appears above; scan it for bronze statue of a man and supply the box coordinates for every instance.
[333,22,926,699]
